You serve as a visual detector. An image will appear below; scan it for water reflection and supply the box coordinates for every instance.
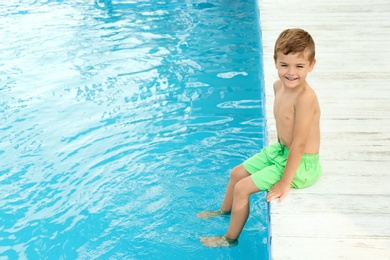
[0,0,267,258]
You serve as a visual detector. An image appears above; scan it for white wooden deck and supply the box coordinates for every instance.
[257,0,390,259]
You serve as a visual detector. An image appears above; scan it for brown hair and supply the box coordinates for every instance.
[273,28,315,63]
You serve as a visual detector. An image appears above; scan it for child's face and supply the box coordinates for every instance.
[274,51,315,89]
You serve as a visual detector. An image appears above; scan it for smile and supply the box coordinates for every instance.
[285,76,298,81]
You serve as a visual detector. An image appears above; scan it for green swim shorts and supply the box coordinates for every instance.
[243,142,321,191]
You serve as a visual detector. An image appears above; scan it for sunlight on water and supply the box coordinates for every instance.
[0,0,268,259]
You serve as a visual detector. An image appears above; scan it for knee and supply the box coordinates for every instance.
[230,164,249,182]
[233,179,251,198]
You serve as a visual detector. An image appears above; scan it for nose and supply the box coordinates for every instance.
[287,66,295,75]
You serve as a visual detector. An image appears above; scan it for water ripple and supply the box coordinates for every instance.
[0,0,268,259]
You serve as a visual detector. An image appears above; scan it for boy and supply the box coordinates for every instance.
[198,28,322,248]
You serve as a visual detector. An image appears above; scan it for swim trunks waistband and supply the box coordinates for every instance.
[276,142,319,162]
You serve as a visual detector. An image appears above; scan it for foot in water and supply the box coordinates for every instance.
[200,236,238,248]
[197,210,231,219]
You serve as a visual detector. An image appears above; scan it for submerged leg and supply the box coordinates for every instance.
[197,210,231,219]
[200,236,238,248]
[199,176,260,248]
[220,165,251,212]
[225,176,260,239]
[197,165,250,219]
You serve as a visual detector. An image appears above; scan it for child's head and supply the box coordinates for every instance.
[273,28,315,64]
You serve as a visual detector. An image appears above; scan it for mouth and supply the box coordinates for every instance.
[285,76,298,81]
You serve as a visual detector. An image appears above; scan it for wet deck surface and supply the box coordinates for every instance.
[257,0,390,259]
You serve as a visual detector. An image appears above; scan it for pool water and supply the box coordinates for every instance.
[0,0,269,259]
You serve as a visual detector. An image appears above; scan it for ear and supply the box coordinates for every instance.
[309,58,316,71]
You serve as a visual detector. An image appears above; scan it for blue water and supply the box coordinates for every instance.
[0,0,268,259]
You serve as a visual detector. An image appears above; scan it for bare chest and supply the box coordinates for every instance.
[274,95,295,125]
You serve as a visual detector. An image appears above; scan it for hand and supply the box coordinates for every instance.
[266,180,291,203]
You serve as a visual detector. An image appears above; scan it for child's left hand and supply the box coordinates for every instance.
[266,180,290,203]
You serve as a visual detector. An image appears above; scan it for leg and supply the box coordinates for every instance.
[201,176,260,247]
[224,176,260,239]
[220,164,251,212]
[197,164,250,219]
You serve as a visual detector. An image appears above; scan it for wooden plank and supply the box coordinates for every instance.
[271,237,390,260]
[270,194,390,215]
[271,213,390,238]
[258,0,390,259]
[285,178,390,195]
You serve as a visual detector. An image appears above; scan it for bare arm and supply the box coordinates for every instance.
[266,91,315,202]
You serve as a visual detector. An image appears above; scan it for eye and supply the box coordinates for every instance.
[297,65,304,68]
[280,64,287,67]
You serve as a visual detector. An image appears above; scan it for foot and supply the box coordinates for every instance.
[197,210,231,219]
[200,236,238,248]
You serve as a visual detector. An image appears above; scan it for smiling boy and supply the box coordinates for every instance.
[198,28,322,248]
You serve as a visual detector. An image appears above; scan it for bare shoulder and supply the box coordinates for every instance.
[297,84,320,110]
[273,80,283,94]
